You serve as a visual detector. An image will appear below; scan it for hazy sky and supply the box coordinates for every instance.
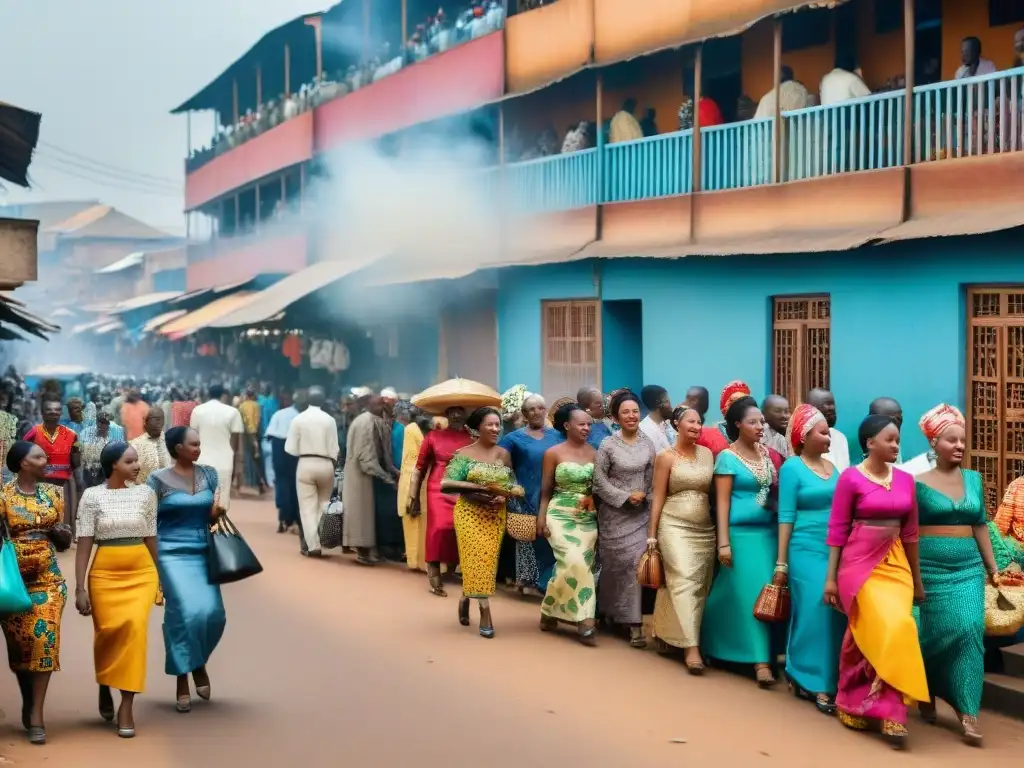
[0,1,322,236]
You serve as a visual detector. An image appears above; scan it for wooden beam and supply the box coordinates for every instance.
[903,0,916,164]
[692,44,703,194]
[772,19,783,183]
[596,72,604,204]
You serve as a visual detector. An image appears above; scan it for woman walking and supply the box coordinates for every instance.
[499,392,562,592]
[701,396,785,687]
[397,406,432,572]
[538,404,598,645]
[0,441,70,745]
[442,407,523,638]
[407,406,472,596]
[914,404,998,746]
[825,415,928,748]
[776,404,846,713]
[147,427,227,713]
[75,442,159,739]
[593,390,656,647]
[649,406,715,672]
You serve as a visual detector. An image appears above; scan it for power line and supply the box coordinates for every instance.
[34,152,181,194]
[38,141,182,186]
[30,158,182,198]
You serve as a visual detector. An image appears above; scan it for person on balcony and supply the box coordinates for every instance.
[640,108,658,137]
[820,54,871,106]
[561,121,592,153]
[678,95,725,131]
[754,66,811,119]
[956,37,995,79]
[1015,28,1024,68]
[609,98,644,144]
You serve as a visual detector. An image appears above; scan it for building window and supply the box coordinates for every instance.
[771,296,831,407]
[542,300,601,401]
[967,288,1024,513]
[990,0,1024,27]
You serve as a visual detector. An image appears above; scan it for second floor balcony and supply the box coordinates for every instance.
[488,66,1024,214]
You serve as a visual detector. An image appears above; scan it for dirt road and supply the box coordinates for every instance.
[1,499,1022,766]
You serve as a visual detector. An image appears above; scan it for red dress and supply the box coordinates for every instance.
[171,401,198,428]
[697,426,729,457]
[24,425,77,482]
[416,427,472,564]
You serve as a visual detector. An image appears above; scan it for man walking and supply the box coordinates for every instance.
[343,394,395,566]
[190,384,244,510]
[266,390,306,533]
[285,387,339,558]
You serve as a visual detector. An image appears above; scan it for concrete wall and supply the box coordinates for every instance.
[496,230,1024,459]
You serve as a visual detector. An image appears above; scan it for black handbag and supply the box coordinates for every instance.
[207,514,263,585]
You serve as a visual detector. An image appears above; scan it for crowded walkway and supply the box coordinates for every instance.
[0,497,1020,767]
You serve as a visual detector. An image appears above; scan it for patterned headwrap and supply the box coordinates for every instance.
[786,403,825,454]
[501,384,527,417]
[919,403,965,442]
[719,380,751,416]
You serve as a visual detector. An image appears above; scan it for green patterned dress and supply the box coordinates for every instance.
[541,462,597,624]
[914,469,986,716]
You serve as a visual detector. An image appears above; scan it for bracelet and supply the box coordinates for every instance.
[646,537,658,545]
[717,544,731,550]
[774,563,789,574]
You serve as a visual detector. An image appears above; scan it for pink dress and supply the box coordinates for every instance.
[416,427,472,564]
[827,467,929,728]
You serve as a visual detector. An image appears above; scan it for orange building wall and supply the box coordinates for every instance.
[941,0,1022,78]
[601,51,684,135]
[741,18,835,103]
[856,1,905,90]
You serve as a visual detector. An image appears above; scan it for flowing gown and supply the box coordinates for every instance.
[701,449,782,663]
[499,427,563,589]
[148,466,226,676]
[541,463,597,624]
[914,469,986,717]
[779,457,846,696]
[593,433,655,625]
[417,427,473,564]
[652,446,715,649]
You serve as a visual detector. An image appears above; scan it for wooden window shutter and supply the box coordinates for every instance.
[542,300,601,402]
[771,296,831,407]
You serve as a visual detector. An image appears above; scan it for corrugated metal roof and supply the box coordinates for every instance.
[111,291,183,313]
[159,291,259,339]
[96,251,145,274]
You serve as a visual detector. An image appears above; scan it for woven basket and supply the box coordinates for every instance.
[984,583,1024,637]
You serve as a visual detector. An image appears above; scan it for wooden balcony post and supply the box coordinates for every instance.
[596,72,604,203]
[903,0,916,164]
[772,19,783,183]
[401,0,407,49]
[232,78,239,124]
[304,17,323,81]
[284,43,291,97]
[692,44,703,194]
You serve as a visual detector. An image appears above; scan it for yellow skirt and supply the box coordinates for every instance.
[453,499,505,598]
[89,544,158,693]
[402,513,428,572]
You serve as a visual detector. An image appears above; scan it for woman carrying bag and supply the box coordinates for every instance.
[0,441,72,745]
[75,441,159,739]
[146,427,228,714]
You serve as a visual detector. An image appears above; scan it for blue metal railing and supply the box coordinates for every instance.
[702,119,773,191]
[501,148,599,213]
[604,130,694,202]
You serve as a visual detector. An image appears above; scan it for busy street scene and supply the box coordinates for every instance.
[3,0,1024,765]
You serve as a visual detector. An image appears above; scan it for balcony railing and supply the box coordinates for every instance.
[487,67,1024,212]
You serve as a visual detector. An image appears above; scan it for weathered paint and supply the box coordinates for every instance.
[496,230,1024,458]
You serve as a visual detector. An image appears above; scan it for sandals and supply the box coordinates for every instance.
[629,628,647,649]
[428,574,447,598]
[919,700,938,725]
[176,695,192,713]
[789,679,835,714]
[27,726,46,745]
[880,720,908,749]
[578,624,598,647]
[458,598,470,626]
[961,714,983,747]
[539,615,557,632]
[479,606,495,639]
[755,665,776,689]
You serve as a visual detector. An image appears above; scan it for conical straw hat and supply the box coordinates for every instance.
[412,378,502,415]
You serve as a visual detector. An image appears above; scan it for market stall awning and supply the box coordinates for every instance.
[0,293,60,340]
[208,260,370,329]
[111,291,183,313]
[142,309,188,333]
[159,291,258,340]
[72,317,115,335]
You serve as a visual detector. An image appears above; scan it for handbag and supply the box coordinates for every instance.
[0,520,31,615]
[207,514,264,585]
[636,547,664,590]
[984,583,1024,637]
[318,499,343,550]
[753,582,791,623]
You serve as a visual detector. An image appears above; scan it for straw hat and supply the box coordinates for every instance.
[412,378,502,416]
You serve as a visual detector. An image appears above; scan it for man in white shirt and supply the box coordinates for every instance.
[755,66,812,119]
[286,386,339,557]
[639,385,675,452]
[820,57,871,106]
[808,388,849,470]
[955,37,997,79]
[761,395,791,457]
[190,383,244,510]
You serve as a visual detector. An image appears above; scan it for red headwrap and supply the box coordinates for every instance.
[919,403,965,442]
[719,380,751,416]
[786,403,825,454]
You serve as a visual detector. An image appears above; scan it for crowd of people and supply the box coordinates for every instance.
[3,366,1024,750]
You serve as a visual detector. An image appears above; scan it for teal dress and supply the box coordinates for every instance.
[778,457,846,695]
[914,469,986,716]
[701,449,782,663]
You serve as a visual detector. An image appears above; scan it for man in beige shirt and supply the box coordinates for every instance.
[285,386,340,557]
[130,406,172,484]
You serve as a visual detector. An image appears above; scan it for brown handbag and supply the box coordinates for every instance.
[636,547,664,590]
[753,583,791,623]
[505,512,537,542]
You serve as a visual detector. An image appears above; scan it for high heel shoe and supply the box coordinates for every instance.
[578,626,598,646]
[176,695,192,713]
[458,597,470,627]
[479,606,495,639]
[27,726,45,745]
[98,686,115,723]
[961,714,983,747]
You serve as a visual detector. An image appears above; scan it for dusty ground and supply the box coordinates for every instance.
[1,498,1022,767]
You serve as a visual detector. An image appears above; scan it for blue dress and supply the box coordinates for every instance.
[587,421,613,450]
[701,449,783,664]
[499,427,564,589]
[778,457,846,695]
[147,466,226,676]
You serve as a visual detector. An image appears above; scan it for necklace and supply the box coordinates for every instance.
[858,461,893,491]
[730,444,774,507]
[670,446,697,461]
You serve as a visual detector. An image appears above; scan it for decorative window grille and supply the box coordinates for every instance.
[771,296,831,407]
[542,300,601,402]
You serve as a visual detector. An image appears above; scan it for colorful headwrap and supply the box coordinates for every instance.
[719,380,751,416]
[501,385,527,417]
[919,403,965,442]
[786,403,825,454]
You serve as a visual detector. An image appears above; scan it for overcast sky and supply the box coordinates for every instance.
[0,1,322,236]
